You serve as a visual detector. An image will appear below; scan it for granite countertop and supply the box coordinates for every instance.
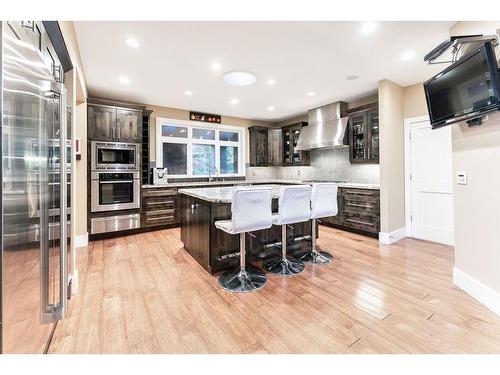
[179,184,286,203]
[143,179,380,190]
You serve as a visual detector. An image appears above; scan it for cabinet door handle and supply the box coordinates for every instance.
[146,200,173,205]
[346,218,374,226]
[346,203,373,209]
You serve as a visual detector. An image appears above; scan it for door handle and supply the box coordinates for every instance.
[40,83,68,324]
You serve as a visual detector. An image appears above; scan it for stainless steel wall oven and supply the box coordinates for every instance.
[91,171,140,212]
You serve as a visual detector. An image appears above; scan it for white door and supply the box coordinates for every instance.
[408,120,454,245]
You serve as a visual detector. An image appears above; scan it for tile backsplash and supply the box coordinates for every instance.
[246,147,380,184]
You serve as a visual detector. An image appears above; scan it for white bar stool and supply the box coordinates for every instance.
[263,185,311,276]
[299,182,338,264]
[215,187,273,292]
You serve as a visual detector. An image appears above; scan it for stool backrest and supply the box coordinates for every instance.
[311,183,338,219]
[277,185,312,225]
[231,187,273,233]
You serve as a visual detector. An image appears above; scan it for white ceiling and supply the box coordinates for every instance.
[74,21,455,122]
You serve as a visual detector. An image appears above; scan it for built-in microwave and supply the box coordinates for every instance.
[91,171,140,212]
[91,141,140,170]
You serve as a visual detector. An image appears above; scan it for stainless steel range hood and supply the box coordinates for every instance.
[295,101,349,151]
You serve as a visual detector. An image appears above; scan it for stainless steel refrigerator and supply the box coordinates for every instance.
[1,21,71,353]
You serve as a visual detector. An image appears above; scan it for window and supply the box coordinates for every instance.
[156,118,245,177]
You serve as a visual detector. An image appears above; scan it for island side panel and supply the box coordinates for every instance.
[179,195,212,272]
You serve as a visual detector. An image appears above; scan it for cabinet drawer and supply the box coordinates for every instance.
[343,188,379,199]
[143,197,176,209]
[142,188,178,198]
[343,212,379,234]
[142,209,176,227]
[344,197,378,215]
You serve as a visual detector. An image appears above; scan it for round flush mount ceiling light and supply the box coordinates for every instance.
[185,90,193,96]
[230,98,239,105]
[267,79,276,86]
[360,22,377,35]
[126,38,139,48]
[223,70,257,87]
[267,106,275,112]
[307,91,316,97]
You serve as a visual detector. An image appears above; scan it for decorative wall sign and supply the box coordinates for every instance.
[190,111,222,124]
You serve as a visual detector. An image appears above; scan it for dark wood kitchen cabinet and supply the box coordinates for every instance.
[348,104,379,164]
[282,122,310,166]
[267,128,283,166]
[116,109,141,143]
[249,127,283,166]
[88,104,116,141]
[249,126,268,166]
[87,98,143,143]
[321,187,380,236]
[142,187,180,228]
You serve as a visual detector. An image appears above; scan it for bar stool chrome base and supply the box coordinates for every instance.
[263,256,305,276]
[298,249,333,264]
[219,268,267,293]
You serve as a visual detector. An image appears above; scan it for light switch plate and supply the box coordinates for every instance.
[457,171,467,185]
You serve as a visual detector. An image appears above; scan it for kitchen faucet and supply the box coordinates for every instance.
[208,166,218,182]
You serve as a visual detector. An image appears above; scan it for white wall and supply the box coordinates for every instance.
[450,22,500,315]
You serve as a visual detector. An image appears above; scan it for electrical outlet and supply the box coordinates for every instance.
[297,169,301,176]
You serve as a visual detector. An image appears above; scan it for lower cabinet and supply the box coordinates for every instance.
[141,187,180,227]
[321,187,380,235]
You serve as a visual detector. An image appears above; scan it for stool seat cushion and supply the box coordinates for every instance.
[215,219,235,234]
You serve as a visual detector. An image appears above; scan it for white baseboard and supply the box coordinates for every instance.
[75,232,88,248]
[453,267,500,316]
[379,227,406,244]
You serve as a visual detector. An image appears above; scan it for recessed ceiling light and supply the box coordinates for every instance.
[230,98,239,105]
[267,106,275,112]
[267,79,276,86]
[126,38,139,48]
[401,51,416,61]
[118,76,130,85]
[223,70,257,86]
[307,91,316,96]
[346,75,359,81]
[211,62,222,71]
[185,90,193,96]
[360,22,377,35]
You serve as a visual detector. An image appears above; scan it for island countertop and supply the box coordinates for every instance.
[179,184,286,203]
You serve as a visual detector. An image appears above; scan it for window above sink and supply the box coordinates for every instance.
[155,117,245,178]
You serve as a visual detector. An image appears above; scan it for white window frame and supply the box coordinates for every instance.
[155,117,246,178]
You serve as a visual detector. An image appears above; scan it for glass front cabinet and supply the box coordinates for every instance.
[348,105,379,164]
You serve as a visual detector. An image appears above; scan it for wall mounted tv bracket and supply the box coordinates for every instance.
[424,30,500,65]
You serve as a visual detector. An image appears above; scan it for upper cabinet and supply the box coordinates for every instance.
[282,122,310,166]
[267,128,283,166]
[88,105,116,141]
[249,126,269,166]
[348,104,379,164]
[87,99,143,143]
[248,123,309,167]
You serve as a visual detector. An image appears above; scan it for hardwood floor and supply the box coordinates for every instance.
[49,226,500,354]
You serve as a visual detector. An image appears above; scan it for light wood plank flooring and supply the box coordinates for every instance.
[49,226,500,354]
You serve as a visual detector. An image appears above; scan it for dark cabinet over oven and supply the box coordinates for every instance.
[87,98,144,143]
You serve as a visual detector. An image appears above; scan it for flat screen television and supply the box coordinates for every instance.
[424,42,500,128]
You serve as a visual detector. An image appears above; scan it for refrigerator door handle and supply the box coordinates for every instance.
[40,83,68,324]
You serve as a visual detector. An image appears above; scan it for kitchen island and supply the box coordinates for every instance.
[178,185,315,274]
